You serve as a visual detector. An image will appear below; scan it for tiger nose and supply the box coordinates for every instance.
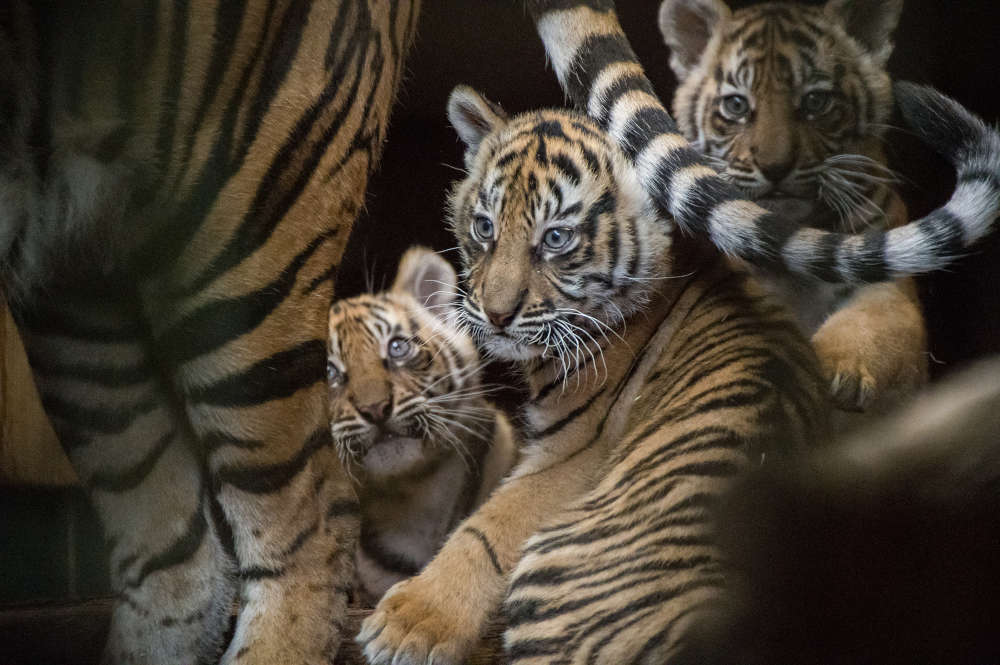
[758,160,794,184]
[357,398,392,424]
[485,307,517,328]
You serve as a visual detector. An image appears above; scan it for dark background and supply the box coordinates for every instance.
[337,0,1000,379]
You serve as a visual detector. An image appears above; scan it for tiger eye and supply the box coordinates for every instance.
[388,337,412,359]
[472,215,494,242]
[802,90,833,116]
[721,94,750,119]
[543,227,575,251]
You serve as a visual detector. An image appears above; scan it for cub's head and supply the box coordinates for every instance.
[327,247,484,480]
[445,85,668,363]
[659,0,901,224]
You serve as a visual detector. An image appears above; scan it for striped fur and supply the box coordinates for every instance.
[357,92,827,665]
[658,0,928,415]
[675,356,1000,665]
[525,0,1000,283]
[327,247,518,606]
[0,2,418,664]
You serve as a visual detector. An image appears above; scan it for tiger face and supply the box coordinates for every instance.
[327,247,484,480]
[659,0,902,227]
[445,86,669,365]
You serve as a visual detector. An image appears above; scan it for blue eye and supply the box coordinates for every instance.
[388,337,412,359]
[543,227,575,251]
[473,215,494,242]
[327,361,343,384]
[721,94,750,119]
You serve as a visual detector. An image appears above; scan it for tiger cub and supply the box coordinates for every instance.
[659,0,928,416]
[357,87,827,665]
[327,246,518,606]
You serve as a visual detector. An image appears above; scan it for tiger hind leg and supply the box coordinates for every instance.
[13,291,237,665]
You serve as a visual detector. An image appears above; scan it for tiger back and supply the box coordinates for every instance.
[327,246,518,606]
[658,0,928,417]
[357,87,828,665]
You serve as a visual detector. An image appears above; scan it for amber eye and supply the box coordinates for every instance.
[802,90,833,116]
[327,361,343,384]
[387,337,412,359]
[721,94,751,119]
[472,215,494,242]
[542,227,575,251]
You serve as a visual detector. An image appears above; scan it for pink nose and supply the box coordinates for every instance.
[485,308,516,328]
[356,399,391,424]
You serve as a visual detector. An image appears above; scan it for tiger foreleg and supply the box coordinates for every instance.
[357,442,605,665]
[812,277,928,413]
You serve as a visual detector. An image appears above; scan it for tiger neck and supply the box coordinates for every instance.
[522,275,695,421]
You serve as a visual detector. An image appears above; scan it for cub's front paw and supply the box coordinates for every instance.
[824,356,877,412]
[357,577,479,665]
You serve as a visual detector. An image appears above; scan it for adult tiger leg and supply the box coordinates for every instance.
[13,288,236,665]
[132,0,420,660]
[140,231,360,664]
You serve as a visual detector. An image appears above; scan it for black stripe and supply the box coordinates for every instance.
[463,526,503,575]
[173,0,246,186]
[552,153,582,185]
[327,499,362,518]
[841,229,888,282]
[620,107,676,160]
[187,339,326,407]
[41,393,159,436]
[26,353,152,387]
[215,426,330,494]
[89,429,177,493]
[202,431,265,452]
[159,229,336,367]
[533,387,607,438]
[805,230,844,281]
[595,73,656,127]
[240,566,284,580]
[360,525,421,576]
[564,34,658,122]
[917,209,967,259]
[128,496,207,588]
[182,19,367,295]
[673,173,743,235]
[283,520,319,558]
[135,0,308,277]
[154,0,190,167]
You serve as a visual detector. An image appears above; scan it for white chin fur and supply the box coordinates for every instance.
[481,335,543,361]
[361,437,426,478]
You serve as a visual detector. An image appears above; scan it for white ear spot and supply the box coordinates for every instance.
[391,246,459,314]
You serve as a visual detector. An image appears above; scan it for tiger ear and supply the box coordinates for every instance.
[658,0,731,79]
[392,246,458,314]
[824,0,903,65]
[447,85,509,165]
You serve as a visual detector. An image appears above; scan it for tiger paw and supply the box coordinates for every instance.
[357,577,480,665]
[811,331,879,412]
